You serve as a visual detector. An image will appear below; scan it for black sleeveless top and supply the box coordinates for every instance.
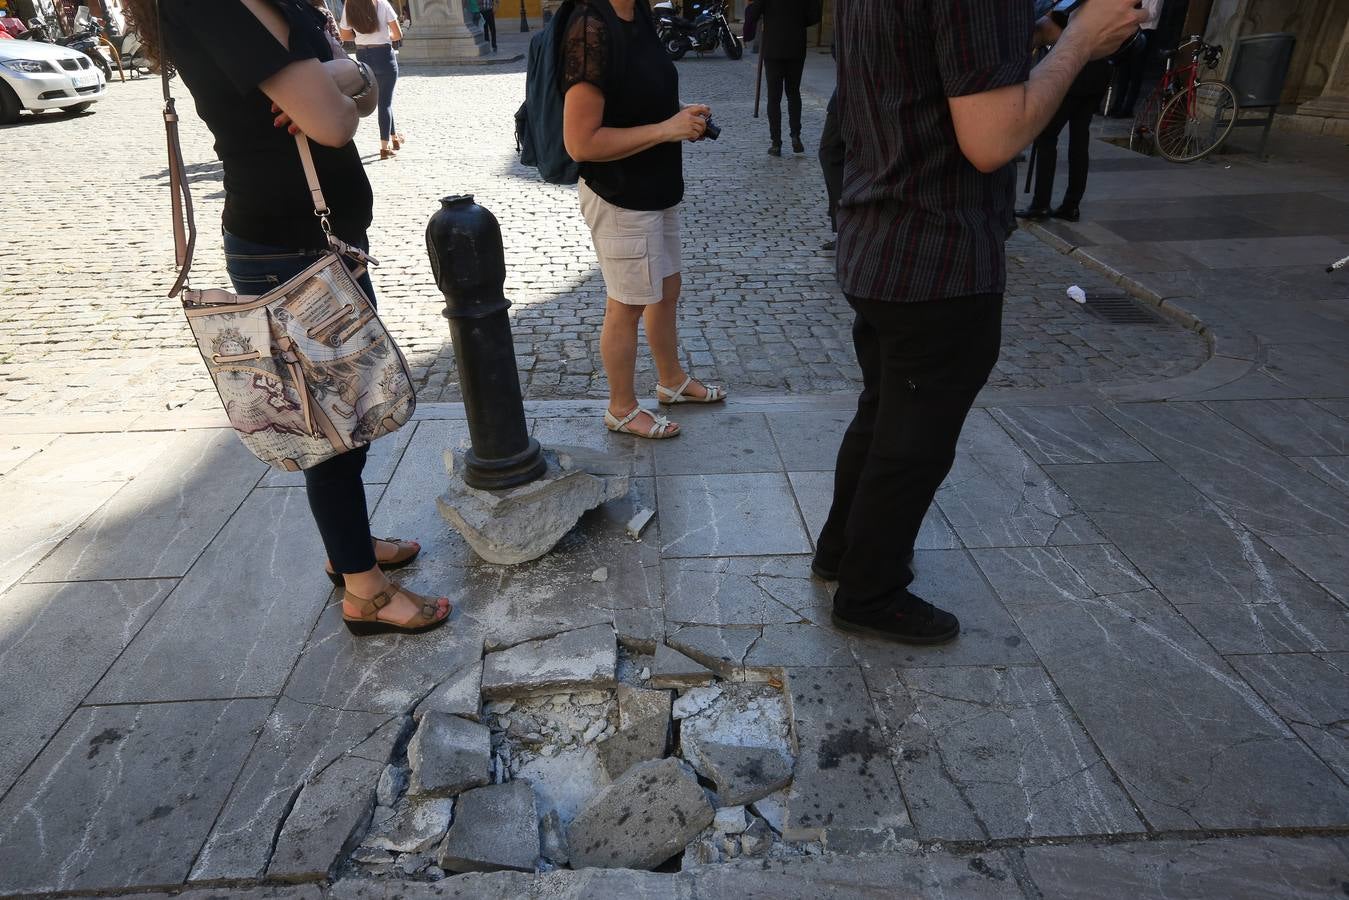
[161,0,374,248]
[561,0,683,211]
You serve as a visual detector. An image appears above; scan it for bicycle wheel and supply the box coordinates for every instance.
[1129,88,1163,153]
[1154,80,1238,163]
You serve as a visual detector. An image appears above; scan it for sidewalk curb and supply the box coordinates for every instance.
[1020,220,1262,403]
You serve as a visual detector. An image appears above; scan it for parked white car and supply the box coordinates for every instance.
[0,37,106,125]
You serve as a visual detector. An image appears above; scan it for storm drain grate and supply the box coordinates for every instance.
[1082,294,1166,325]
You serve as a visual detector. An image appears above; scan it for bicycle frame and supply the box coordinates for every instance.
[1130,36,1220,150]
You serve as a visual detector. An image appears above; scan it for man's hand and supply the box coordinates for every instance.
[1067,0,1147,60]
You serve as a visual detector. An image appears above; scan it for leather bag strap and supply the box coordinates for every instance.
[156,0,334,297]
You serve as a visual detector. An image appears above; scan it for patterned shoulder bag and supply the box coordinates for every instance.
[158,13,415,472]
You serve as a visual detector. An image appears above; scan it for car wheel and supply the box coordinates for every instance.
[0,83,20,126]
[61,101,95,115]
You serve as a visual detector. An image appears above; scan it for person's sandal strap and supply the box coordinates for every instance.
[657,375,694,403]
[343,588,394,618]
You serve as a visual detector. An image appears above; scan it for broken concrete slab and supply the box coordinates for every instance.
[361,798,454,854]
[672,684,723,719]
[377,765,409,808]
[648,642,715,689]
[414,663,484,722]
[666,625,761,678]
[539,809,570,866]
[750,790,788,835]
[568,758,715,870]
[268,754,384,881]
[439,781,541,874]
[691,741,793,807]
[407,713,492,797]
[596,712,671,780]
[713,806,748,834]
[438,447,629,566]
[481,624,617,699]
[514,745,610,824]
[617,684,673,730]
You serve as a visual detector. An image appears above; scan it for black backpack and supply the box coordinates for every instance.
[515,1,580,185]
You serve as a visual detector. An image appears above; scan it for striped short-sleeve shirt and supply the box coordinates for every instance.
[835,0,1036,303]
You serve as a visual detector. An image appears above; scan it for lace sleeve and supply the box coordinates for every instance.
[561,6,609,94]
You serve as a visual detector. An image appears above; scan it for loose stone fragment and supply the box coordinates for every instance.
[361,798,454,854]
[681,837,721,868]
[739,817,773,857]
[515,746,610,824]
[439,781,541,874]
[672,684,723,719]
[484,700,516,716]
[482,624,617,699]
[690,741,794,807]
[625,508,654,539]
[407,712,492,797]
[617,684,672,731]
[414,662,484,722]
[268,755,382,881]
[750,790,789,834]
[591,567,609,582]
[376,764,408,808]
[648,642,715,689]
[567,758,715,870]
[595,712,670,780]
[539,809,570,866]
[571,690,611,706]
[713,805,748,834]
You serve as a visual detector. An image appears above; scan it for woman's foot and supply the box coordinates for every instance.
[606,404,680,439]
[326,538,420,583]
[392,133,406,150]
[656,375,726,405]
[342,573,451,635]
[380,145,396,160]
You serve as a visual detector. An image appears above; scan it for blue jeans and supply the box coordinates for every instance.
[222,230,378,574]
[357,44,398,142]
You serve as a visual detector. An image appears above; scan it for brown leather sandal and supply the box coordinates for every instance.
[342,581,452,636]
[326,537,421,585]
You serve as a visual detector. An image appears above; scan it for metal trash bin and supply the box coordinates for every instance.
[1227,32,1295,159]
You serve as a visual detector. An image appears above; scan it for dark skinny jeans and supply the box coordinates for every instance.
[222,229,378,575]
[481,9,497,49]
[1032,92,1102,211]
[357,43,398,142]
[764,56,805,144]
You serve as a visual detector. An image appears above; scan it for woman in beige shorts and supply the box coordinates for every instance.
[560,0,725,439]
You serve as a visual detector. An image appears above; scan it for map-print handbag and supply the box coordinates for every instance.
[159,64,415,472]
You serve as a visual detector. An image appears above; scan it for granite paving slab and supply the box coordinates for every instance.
[1020,835,1349,900]
[989,406,1155,465]
[786,470,960,553]
[481,623,617,698]
[652,411,783,475]
[783,666,910,842]
[657,473,811,557]
[848,550,1040,670]
[1227,652,1349,782]
[663,555,828,626]
[29,429,265,581]
[867,665,1142,840]
[440,781,542,873]
[1261,532,1349,603]
[1258,343,1349,400]
[1205,399,1349,456]
[0,432,57,475]
[1047,462,1349,654]
[0,699,269,896]
[0,479,122,594]
[268,753,384,881]
[89,487,333,703]
[414,661,483,721]
[764,409,854,471]
[531,416,656,477]
[1292,455,1349,495]
[192,698,394,881]
[0,579,173,796]
[746,622,855,669]
[5,430,172,483]
[973,545,1349,830]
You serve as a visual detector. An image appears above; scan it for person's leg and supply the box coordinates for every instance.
[814,299,880,571]
[602,298,673,433]
[1061,95,1097,211]
[786,56,805,147]
[1029,105,1070,211]
[377,54,397,146]
[484,10,496,49]
[819,90,845,234]
[833,293,1003,614]
[765,59,784,149]
[642,206,718,402]
[1118,29,1151,116]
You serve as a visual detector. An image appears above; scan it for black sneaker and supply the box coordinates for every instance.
[821,239,836,251]
[1052,205,1081,222]
[1015,206,1051,221]
[768,143,782,157]
[792,136,805,153]
[831,591,960,645]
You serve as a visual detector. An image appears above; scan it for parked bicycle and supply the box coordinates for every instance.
[1131,35,1238,163]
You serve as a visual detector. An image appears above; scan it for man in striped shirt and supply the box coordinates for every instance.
[815,0,1144,644]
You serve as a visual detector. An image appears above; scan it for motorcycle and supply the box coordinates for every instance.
[654,0,742,61]
[22,8,114,80]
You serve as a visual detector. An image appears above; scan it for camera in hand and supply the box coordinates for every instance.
[1046,0,1143,60]
[702,116,721,141]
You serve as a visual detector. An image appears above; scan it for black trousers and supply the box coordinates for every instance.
[1032,92,1100,211]
[819,90,845,230]
[817,293,1003,612]
[481,9,497,48]
[1115,29,1154,117]
[764,56,805,144]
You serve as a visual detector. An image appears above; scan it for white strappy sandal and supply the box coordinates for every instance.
[656,375,727,405]
[605,405,681,440]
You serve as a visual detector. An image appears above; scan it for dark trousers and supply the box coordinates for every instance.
[481,9,497,49]
[222,230,379,575]
[764,56,805,144]
[1115,29,1154,117]
[817,293,1002,612]
[1032,92,1100,211]
[357,44,398,141]
[819,90,845,230]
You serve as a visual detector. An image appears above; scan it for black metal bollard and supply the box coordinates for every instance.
[427,195,547,491]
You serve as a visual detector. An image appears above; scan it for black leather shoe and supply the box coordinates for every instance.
[1016,207,1051,220]
[768,143,782,157]
[1052,205,1081,222]
[831,591,960,645]
[821,239,836,251]
[792,136,805,153]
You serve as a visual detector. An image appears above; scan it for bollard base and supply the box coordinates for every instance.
[463,438,548,491]
[438,446,630,565]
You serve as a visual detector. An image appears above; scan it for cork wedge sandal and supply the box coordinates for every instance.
[342,582,453,636]
[326,537,422,586]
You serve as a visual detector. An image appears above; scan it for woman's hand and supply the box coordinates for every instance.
[272,101,299,135]
[664,105,710,142]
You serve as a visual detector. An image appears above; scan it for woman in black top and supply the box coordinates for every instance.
[561,0,725,441]
[126,0,450,636]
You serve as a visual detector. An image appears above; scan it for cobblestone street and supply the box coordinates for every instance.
[1,51,1205,416]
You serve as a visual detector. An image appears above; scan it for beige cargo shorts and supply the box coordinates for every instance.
[578,178,681,306]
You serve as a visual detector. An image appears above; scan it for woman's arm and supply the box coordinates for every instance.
[339,25,356,40]
[563,83,708,162]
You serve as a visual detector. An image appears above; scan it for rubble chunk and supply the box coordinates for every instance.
[361,798,454,854]
[376,764,408,808]
[567,758,715,870]
[482,624,617,699]
[539,809,570,866]
[595,711,670,780]
[414,662,484,722]
[690,741,794,807]
[407,712,491,797]
[713,805,748,834]
[672,684,723,719]
[616,684,672,731]
[438,781,541,874]
[648,642,715,689]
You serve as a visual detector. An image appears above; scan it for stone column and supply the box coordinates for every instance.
[401,0,489,65]
[1299,19,1349,122]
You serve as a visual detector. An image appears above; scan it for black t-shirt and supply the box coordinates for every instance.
[161,0,373,249]
[561,0,682,211]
